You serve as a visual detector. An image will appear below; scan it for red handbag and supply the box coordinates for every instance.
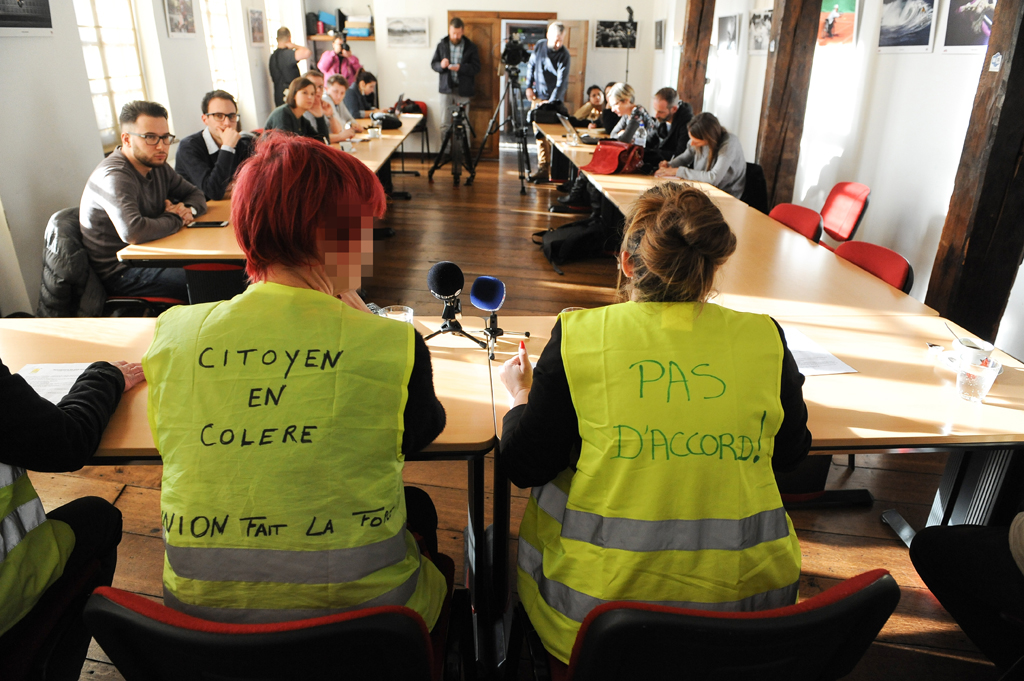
[580,140,644,175]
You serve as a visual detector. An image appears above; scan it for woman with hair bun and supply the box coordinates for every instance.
[655,111,747,198]
[498,183,811,664]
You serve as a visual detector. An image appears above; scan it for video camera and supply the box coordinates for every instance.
[501,37,530,68]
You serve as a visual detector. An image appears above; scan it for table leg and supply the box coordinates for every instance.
[492,450,512,670]
[466,455,494,675]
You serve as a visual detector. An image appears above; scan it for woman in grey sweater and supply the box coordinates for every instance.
[655,112,746,199]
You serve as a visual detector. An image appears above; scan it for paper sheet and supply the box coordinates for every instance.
[779,327,857,377]
[17,363,92,404]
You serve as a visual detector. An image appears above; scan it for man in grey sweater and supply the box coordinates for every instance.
[80,101,206,301]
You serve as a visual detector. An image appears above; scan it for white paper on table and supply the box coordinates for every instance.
[778,327,857,377]
[17,363,92,404]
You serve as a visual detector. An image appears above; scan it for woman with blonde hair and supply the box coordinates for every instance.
[499,183,810,665]
[655,111,747,198]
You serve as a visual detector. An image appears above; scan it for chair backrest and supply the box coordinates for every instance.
[36,207,108,317]
[769,203,823,243]
[565,569,900,681]
[183,263,248,304]
[835,241,914,293]
[821,182,871,242]
[84,587,435,681]
[740,162,769,214]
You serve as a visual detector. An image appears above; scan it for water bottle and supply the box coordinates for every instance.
[637,119,646,147]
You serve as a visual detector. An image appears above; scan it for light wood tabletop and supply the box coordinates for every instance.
[483,314,1024,452]
[117,115,422,264]
[0,312,496,460]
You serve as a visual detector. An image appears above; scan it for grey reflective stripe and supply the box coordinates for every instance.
[533,482,790,552]
[0,497,48,564]
[562,507,791,552]
[0,465,25,490]
[163,564,421,624]
[165,524,410,584]
[518,536,798,623]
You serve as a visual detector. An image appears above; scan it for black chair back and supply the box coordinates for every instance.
[741,162,769,214]
[183,263,248,304]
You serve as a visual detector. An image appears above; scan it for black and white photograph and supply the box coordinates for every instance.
[718,14,740,52]
[655,19,665,50]
[0,0,51,35]
[878,0,936,52]
[942,0,995,52]
[749,9,773,53]
[595,20,637,49]
[386,17,428,48]
[164,0,196,37]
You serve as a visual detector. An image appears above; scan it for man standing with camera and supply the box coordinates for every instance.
[525,22,570,182]
[431,18,481,144]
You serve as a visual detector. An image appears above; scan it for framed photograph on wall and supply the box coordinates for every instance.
[655,19,665,50]
[749,10,773,54]
[878,0,937,52]
[942,0,994,53]
[0,0,53,36]
[818,0,856,46]
[386,17,428,48]
[165,0,196,38]
[595,21,637,49]
[248,9,265,45]
[717,14,740,52]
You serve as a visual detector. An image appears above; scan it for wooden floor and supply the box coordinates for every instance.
[36,153,997,680]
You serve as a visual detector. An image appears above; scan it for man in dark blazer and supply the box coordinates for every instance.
[175,90,254,201]
[430,17,481,142]
[643,87,694,172]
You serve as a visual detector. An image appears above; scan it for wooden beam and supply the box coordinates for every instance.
[755,0,821,207]
[677,0,716,114]
[925,0,1024,342]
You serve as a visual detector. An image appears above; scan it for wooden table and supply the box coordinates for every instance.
[117,114,423,265]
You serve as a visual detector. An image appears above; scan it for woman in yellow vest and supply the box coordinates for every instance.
[1,357,142,679]
[143,132,448,626]
[499,184,812,663]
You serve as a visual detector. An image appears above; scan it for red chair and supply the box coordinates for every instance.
[820,182,871,243]
[84,554,472,681]
[769,203,823,242]
[835,241,915,294]
[509,569,900,681]
[183,263,248,304]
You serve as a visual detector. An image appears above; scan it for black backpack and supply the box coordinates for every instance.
[532,217,614,275]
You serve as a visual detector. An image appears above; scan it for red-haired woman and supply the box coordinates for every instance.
[142,132,448,627]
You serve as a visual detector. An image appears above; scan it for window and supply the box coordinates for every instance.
[73,0,147,150]
[199,0,240,98]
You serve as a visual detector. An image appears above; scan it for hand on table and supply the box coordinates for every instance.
[499,341,533,407]
[164,200,194,225]
[654,167,677,179]
[658,160,670,169]
[588,122,598,129]
[351,122,366,133]
[112,361,146,392]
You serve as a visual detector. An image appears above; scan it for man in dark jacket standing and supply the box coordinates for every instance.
[430,18,481,142]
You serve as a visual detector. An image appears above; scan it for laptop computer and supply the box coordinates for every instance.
[388,92,405,114]
[557,114,601,145]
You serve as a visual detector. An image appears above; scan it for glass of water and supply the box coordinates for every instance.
[379,305,414,324]
[956,357,1001,403]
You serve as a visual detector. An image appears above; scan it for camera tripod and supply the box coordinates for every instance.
[474,64,532,195]
[428,103,476,187]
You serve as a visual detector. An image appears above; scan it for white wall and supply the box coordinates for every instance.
[0,1,104,313]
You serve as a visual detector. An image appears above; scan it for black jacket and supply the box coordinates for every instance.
[174,130,255,201]
[430,37,481,97]
[646,103,694,165]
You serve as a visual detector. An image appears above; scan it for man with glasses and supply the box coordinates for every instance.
[176,90,255,200]
[80,100,206,301]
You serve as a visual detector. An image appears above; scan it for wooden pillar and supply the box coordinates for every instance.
[754,0,821,207]
[925,0,1024,342]
[677,0,716,114]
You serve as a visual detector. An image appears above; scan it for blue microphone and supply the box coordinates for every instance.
[470,276,506,312]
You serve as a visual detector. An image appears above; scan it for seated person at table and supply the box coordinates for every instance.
[499,183,811,664]
[175,90,255,201]
[644,87,694,171]
[343,70,381,119]
[264,77,330,144]
[572,84,605,125]
[301,70,355,145]
[596,81,621,133]
[80,100,206,301]
[656,111,747,199]
[0,357,144,679]
[325,75,365,135]
[143,132,447,625]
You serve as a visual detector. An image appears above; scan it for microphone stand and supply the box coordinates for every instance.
[423,297,488,348]
[478,311,530,360]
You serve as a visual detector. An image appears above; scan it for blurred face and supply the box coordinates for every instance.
[327,82,347,104]
[318,214,375,291]
[547,25,564,50]
[122,115,171,167]
[651,97,676,122]
[359,80,376,96]
[334,38,344,53]
[449,25,464,43]
[293,85,317,111]
[589,89,604,107]
[688,132,708,148]
[610,97,634,117]
[307,75,325,98]
[202,97,238,144]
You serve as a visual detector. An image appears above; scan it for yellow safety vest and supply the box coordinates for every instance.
[518,302,801,662]
[0,464,75,636]
[143,283,446,626]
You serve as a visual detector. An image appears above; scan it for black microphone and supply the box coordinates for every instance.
[470,276,506,312]
[427,261,464,300]
[626,6,634,21]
